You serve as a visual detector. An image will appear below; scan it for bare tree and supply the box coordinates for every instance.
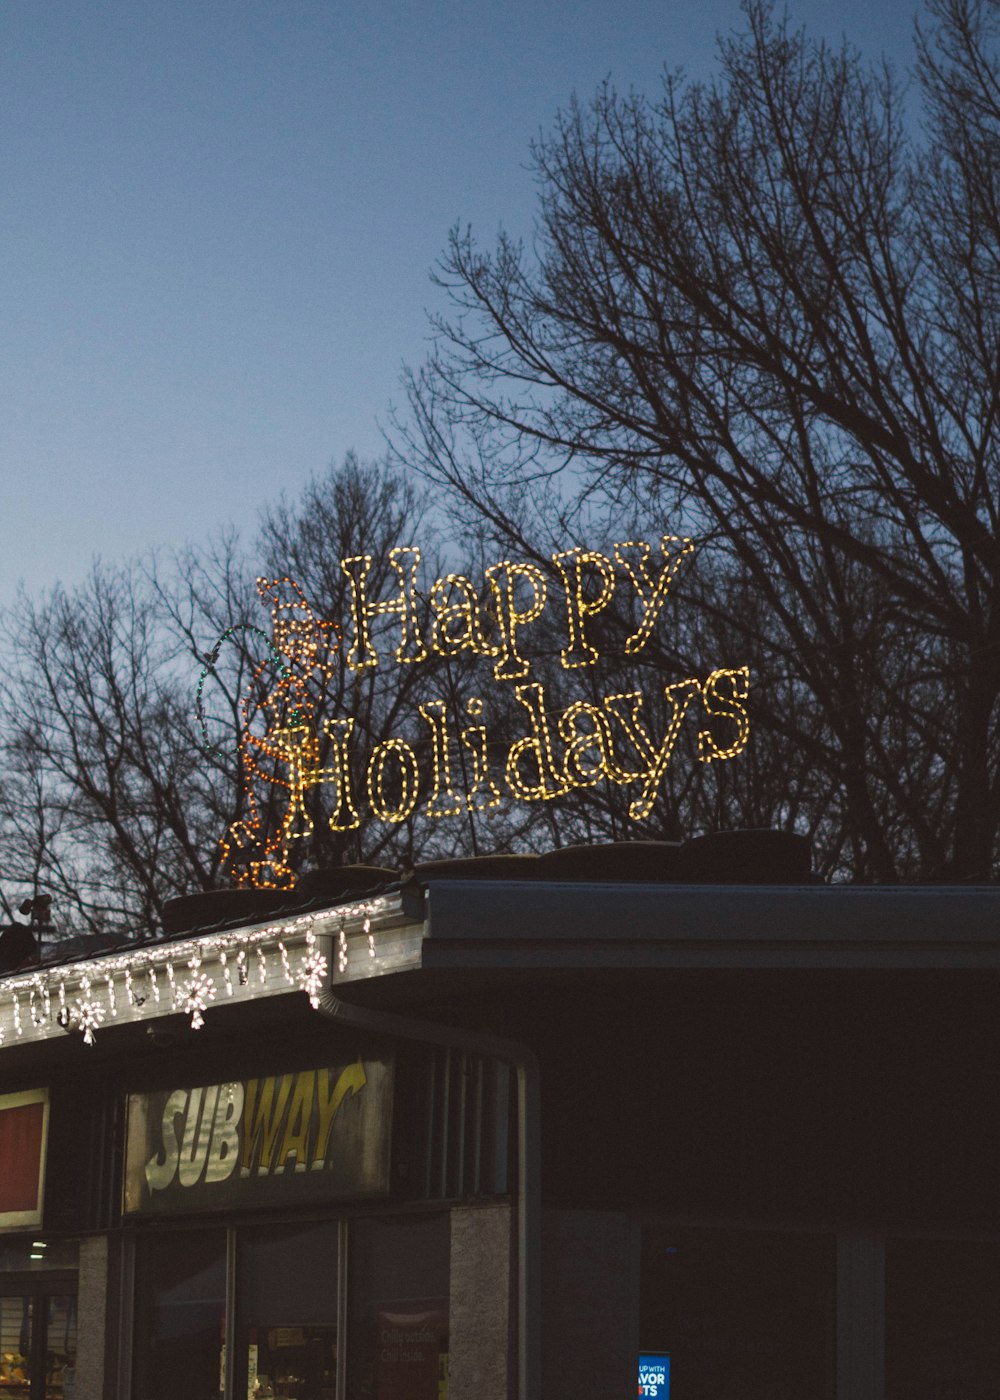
[0,563,219,931]
[395,0,1000,880]
[0,455,557,934]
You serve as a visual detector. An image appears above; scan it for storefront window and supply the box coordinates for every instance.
[132,1230,226,1400]
[886,1237,1000,1398]
[131,1213,449,1400]
[236,1221,340,1400]
[639,1224,835,1399]
[346,1214,449,1400]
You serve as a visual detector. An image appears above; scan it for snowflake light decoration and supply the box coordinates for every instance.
[178,969,217,1030]
[68,978,107,1046]
[297,934,329,1009]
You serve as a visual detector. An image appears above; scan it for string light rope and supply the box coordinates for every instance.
[195,623,288,758]
[216,579,344,889]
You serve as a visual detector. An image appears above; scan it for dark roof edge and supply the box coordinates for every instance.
[423,880,1000,948]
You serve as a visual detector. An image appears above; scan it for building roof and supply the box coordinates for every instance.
[1,853,998,1057]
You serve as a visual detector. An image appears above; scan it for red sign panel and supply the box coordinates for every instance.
[0,1090,48,1228]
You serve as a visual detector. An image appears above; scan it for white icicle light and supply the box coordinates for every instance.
[0,896,388,1049]
[278,941,295,984]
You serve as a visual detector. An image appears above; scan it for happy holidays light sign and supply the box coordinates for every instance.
[207,536,750,887]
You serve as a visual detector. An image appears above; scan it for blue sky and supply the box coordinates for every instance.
[2,0,920,604]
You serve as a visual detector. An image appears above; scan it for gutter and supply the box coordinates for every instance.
[315,986,541,1400]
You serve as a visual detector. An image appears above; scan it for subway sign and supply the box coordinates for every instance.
[123,1058,392,1215]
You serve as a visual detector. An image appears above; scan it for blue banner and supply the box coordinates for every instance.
[638,1352,670,1397]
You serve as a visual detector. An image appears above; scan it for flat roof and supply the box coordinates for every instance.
[2,881,999,1054]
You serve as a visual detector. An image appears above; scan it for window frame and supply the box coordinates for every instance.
[120,1202,452,1400]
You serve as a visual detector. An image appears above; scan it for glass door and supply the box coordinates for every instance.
[131,1230,226,1400]
[0,1296,31,1400]
[236,1221,341,1400]
[0,1292,76,1400]
[44,1295,77,1400]
[346,1215,449,1400]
